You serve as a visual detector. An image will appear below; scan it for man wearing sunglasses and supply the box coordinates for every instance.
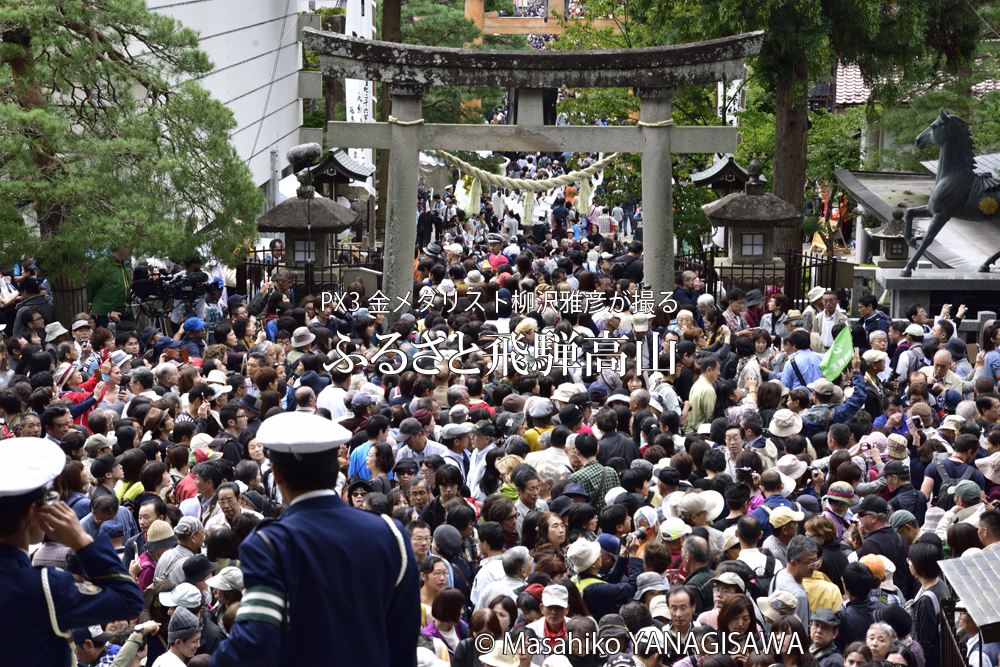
[0,437,143,666]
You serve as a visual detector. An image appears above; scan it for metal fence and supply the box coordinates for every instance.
[235,246,383,300]
[941,597,968,667]
[675,249,838,311]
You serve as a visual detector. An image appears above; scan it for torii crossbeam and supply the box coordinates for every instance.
[302,29,764,322]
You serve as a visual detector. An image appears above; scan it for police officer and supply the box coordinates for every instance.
[210,412,420,667]
[0,437,144,666]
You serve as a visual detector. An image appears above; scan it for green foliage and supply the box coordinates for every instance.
[801,215,823,238]
[735,74,777,184]
[805,107,873,190]
[0,0,265,276]
[875,3,1000,171]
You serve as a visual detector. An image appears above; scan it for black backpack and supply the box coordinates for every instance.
[749,555,778,599]
[934,458,976,511]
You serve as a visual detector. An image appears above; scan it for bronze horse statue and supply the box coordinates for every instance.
[902,110,1000,276]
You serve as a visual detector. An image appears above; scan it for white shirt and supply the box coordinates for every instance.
[394,440,448,465]
[205,507,264,530]
[316,385,348,421]
[152,651,187,667]
[738,547,768,575]
[470,556,506,607]
[820,311,837,348]
[468,443,496,493]
[524,446,571,473]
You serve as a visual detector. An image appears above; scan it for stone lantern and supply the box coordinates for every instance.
[703,159,803,289]
[256,170,358,268]
[869,207,922,268]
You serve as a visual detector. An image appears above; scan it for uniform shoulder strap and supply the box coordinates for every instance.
[40,568,74,667]
[380,514,409,587]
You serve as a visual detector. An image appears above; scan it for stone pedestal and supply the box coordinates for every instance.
[876,268,1000,321]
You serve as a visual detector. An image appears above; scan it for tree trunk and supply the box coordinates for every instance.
[772,64,809,255]
[51,274,89,328]
[375,0,402,243]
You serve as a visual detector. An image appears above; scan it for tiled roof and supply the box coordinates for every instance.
[922,152,1000,176]
[835,62,871,106]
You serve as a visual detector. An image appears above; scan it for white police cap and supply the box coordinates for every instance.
[0,438,65,501]
[256,412,353,465]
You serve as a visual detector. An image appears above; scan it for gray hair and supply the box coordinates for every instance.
[446,386,468,408]
[697,294,715,306]
[682,535,710,563]
[630,389,649,409]
[275,268,295,283]
[957,400,979,420]
[867,622,898,644]
[536,464,562,486]
[502,546,531,577]
[130,367,154,390]
[154,364,177,383]
[787,535,820,563]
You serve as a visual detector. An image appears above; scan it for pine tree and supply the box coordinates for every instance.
[0,0,265,321]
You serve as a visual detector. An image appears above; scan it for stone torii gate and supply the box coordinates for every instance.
[302,30,763,322]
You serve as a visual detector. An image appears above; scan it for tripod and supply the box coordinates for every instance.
[132,297,168,334]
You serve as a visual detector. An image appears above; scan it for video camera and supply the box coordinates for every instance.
[164,270,210,303]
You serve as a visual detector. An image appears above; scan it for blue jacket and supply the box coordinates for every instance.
[578,556,644,621]
[0,536,144,667]
[800,372,866,439]
[210,492,420,667]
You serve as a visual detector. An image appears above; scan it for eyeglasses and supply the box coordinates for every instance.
[412,537,431,544]
[505,513,518,521]
[351,492,368,499]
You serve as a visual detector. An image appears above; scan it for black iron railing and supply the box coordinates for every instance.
[235,246,383,299]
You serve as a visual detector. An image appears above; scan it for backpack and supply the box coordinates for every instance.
[750,555,778,599]
[934,459,976,511]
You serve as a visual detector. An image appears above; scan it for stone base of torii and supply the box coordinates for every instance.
[301,30,764,325]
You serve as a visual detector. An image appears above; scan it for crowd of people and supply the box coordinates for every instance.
[2,166,1000,667]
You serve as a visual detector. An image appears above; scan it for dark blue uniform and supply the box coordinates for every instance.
[0,535,144,667]
[210,491,421,667]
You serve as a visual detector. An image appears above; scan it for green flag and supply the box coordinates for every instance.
[819,326,854,381]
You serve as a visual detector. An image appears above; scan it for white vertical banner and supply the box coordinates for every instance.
[345,0,376,194]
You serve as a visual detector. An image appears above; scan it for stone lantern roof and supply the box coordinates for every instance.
[703,159,803,229]
[869,206,923,241]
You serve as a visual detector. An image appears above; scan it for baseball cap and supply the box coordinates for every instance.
[159,582,204,609]
[98,521,124,539]
[558,404,584,427]
[90,453,124,479]
[205,566,244,592]
[473,420,496,437]
[807,378,835,396]
[72,625,113,645]
[812,607,841,628]
[856,495,889,515]
[757,590,799,623]
[155,336,183,355]
[84,434,117,457]
[597,533,620,554]
[183,317,206,332]
[709,572,746,592]
[769,506,805,528]
[887,509,916,531]
[71,320,92,331]
[950,479,981,504]
[541,584,569,608]
[883,460,908,477]
[397,418,423,441]
[659,517,692,541]
[351,392,373,408]
[904,324,925,337]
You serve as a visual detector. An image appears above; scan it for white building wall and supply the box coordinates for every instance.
[149,0,305,186]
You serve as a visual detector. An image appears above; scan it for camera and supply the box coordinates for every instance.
[163,270,210,303]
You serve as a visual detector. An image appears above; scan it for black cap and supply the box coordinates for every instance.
[657,467,681,487]
[676,341,697,356]
[548,495,573,516]
[473,420,496,437]
[393,458,419,473]
[856,495,889,515]
[872,604,912,637]
[558,404,584,427]
[90,453,125,479]
[181,555,216,585]
[883,460,907,477]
